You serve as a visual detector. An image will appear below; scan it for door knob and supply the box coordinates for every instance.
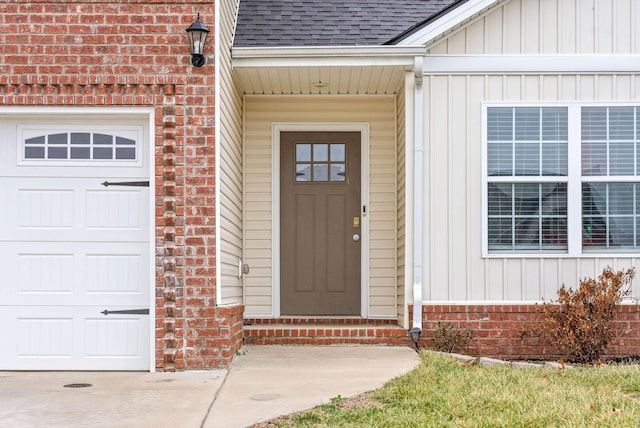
[352,233,360,242]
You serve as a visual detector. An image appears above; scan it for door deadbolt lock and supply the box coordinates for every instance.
[352,233,360,242]
[352,216,360,228]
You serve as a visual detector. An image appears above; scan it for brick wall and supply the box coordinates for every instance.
[1,0,240,370]
[411,304,640,361]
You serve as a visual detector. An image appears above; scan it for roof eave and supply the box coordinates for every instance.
[232,45,427,68]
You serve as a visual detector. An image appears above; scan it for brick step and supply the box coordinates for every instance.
[244,317,399,326]
[243,320,410,346]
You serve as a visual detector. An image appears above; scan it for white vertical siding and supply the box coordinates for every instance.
[244,96,397,317]
[428,0,640,54]
[219,0,244,304]
[423,73,640,302]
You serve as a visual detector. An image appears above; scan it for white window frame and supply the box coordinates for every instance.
[483,102,640,258]
[18,125,143,167]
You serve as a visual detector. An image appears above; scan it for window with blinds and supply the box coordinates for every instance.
[582,107,640,250]
[485,105,640,255]
[487,107,568,252]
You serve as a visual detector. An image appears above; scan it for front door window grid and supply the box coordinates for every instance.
[295,142,346,182]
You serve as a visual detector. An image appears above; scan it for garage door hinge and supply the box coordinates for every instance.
[101,309,150,315]
[101,181,150,187]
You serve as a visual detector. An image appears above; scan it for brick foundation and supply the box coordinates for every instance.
[2,1,236,371]
[411,304,640,360]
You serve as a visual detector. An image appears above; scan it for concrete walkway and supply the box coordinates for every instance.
[0,345,420,428]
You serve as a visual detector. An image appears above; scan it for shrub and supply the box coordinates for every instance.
[432,322,473,353]
[530,267,635,363]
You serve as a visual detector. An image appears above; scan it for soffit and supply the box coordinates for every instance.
[232,46,423,96]
[234,65,413,95]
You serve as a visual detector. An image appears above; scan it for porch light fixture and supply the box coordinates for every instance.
[408,327,422,352]
[186,13,210,67]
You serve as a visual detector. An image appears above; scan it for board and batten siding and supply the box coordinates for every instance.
[243,96,398,317]
[422,73,640,302]
[428,0,640,55]
[219,0,244,304]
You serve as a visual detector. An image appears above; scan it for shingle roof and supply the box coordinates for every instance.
[234,0,462,47]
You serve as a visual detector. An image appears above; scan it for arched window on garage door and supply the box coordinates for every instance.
[20,128,141,163]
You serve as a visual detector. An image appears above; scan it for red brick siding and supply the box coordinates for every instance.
[1,1,241,370]
[411,304,640,360]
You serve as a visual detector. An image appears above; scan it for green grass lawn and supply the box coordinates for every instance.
[265,352,640,427]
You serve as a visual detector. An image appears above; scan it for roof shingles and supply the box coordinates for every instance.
[234,0,461,47]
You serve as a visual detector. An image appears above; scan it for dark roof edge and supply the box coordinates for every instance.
[384,0,471,45]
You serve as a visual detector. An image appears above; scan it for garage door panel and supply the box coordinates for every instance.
[1,306,149,370]
[1,242,149,306]
[3,179,148,242]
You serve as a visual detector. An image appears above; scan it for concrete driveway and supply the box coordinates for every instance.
[0,345,420,428]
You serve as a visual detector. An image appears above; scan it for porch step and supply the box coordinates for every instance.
[243,318,411,346]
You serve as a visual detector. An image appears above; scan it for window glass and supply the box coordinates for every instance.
[583,182,638,250]
[23,132,137,161]
[488,182,567,251]
[49,133,67,145]
[313,164,328,181]
[487,105,640,254]
[296,144,311,162]
[487,106,568,252]
[296,164,311,181]
[295,142,346,182]
[70,147,90,159]
[116,147,135,160]
[330,144,345,162]
[71,132,90,144]
[26,136,45,145]
[582,106,639,176]
[94,134,112,145]
[487,107,568,177]
[94,147,112,159]
[25,146,45,159]
[330,164,346,181]
[48,147,67,159]
[487,107,513,141]
[313,144,328,162]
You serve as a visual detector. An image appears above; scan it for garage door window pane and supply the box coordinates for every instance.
[71,147,90,159]
[94,134,112,145]
[71,133,90,144]
[116,147,135,160]
[116,136,135,146]
[23,132,137,161]
[48,147,67,159]
[94,147,112,159]
[25,146,45,159]
[49,133,67,145]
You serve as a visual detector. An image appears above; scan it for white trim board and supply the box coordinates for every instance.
[271,123,370,318]
[396,0,503,46]
[423,55,640,74]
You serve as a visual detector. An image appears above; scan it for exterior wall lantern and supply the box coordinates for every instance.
[186,13,210,67]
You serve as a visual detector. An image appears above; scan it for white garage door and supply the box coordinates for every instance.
[0,115,151,370]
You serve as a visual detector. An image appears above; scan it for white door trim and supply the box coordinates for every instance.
[272,123,370,318]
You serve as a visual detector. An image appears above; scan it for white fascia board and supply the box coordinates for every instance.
[232,46,426,68]
[397,0,501,46]
[422,55,640,74]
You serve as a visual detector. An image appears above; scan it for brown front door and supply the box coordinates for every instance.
[280,132,361,315]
